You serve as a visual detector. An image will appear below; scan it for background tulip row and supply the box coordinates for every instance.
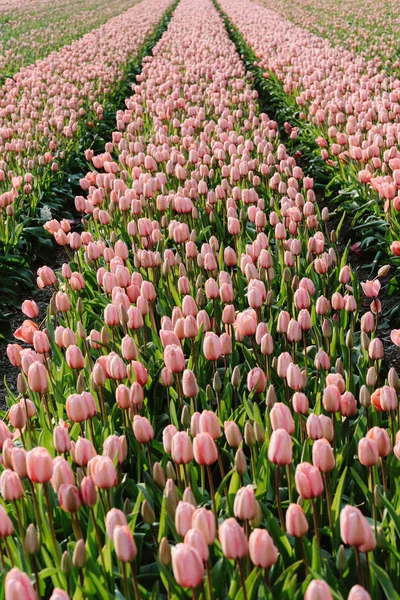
[2,0,400,599]
[217,0,400,302]
[0,0,174,324]
[0,0,138,78]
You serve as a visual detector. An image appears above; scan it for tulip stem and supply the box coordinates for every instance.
[381,458,387,495]
[90,507,107,576]
[311,498,320,547]
[122,561,130,600]
[28,479,41,531]
[369,466,377,536]
[275,466,285,531]
[32,555,40,594]
[206,559,214,600]
[390,411,396,447]
[237,559,248,600]
[43,482,61,562]
[4,537,14,567]
[354,547,364,587]
[323,473,334,536]
[0,544,5,569]
[264,568,270,587]
[299,537,308,574]
[130,561,141,600]
[286,465,293,505]
[13,499,25,544]
[206,464,218,525]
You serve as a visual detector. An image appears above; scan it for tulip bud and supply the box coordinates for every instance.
[123,498,132,516]
[183,487,197,508]
[266,385,276,409]
[266,290,274,306]
[166,485,179,519]
[336,544,347,573]
[73,539,86,569]
[346,331,354,349]
[253,422,265,444]
[235,448,247,476]
[166,461,176,481]
[17,374,27,395]
[231,366,241,388]
[141,500,155,525]
[388,368,400,391]
[61,551,73,577]
[101,327,110,346]
[359,385,371,409]
[76,298,83,316]
[181,405,190,428]
[361,332,370,351]
[159,537,172,566]
[335,358,344,375]
[249,501,262,528]
[244,421,256,446]
[25,524,40,555]
[213,371,222,393]
[206,384,214,404]
[153,462,166,488]
[377,265,390,278]
[366,367,377,387]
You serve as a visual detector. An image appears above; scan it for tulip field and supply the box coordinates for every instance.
[1,0,400,598]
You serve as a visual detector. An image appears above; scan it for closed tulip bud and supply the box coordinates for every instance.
[81,476,97,507]
[358,438,379,466]
[72,539,86,569]
[286,503,308,537]
[304,580,333,600]
[171,544,204,589]
[25,524,40,555]
[165,479,179,518]
[181,405,191,428]
[113,525,137,563]
[234,485,257,520]
[153,462,166,488]
[388,368,400,391]
[235,448,247,476]
[295,462,323,499]
[340,505,373,548]
[336,544,347,573]
[159,537,172,565]
[26,447,53,483]
[171,431,193,464]
[133,415,154,444]
[175,501,195,537]
[253,422,265,444]
[346,331,354,349]
[183,487,197,507]
[61,551,73,576]
[231,366,241,388]
[380,385,398,411]
[141,500,156,525]
[166,461,176,481]
[268,429,292,465]
[266,385,276,409]
[218,518,248,559]
[348,586,371,600]
[312,439,335,472]
[359,385,371,408]
[224,421,242,448]
[244,421,256,446]
[5,568,37,600]
[249,528,278,568]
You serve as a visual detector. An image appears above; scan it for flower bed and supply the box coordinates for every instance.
[1,0,400,598]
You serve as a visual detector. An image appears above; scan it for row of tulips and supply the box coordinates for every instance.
[258,0,400,66]
[0,0,173,311]
[218,0,400,264]
[2,0,400,598]
[0,0,137,78]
